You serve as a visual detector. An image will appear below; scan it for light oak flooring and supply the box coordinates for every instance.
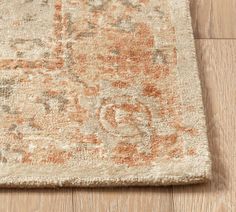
[0,0,236,211]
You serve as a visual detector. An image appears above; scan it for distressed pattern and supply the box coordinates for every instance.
[0,0,211,187]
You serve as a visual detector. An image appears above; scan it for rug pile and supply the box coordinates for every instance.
[0,0,211,187]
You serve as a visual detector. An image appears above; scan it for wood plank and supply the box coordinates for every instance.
[190,0,236,38]
[0,189,73,212]
[172,40,236,212]
[73,187,173,212]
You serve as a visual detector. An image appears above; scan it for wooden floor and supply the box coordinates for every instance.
[1,0,236,211]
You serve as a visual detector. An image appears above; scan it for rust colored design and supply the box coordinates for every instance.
[0,0,201,169]
[112,133,183,167]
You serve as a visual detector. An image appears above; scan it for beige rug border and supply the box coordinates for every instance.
[0,0,212,188]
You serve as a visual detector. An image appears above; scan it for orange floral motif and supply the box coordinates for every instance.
[143,84,162,98]
[97,23,171,80]
[112,133,183,167]
[111,81,129,88]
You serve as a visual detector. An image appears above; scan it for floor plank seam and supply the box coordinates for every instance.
[171,186,175,212]
[72,189,75,212]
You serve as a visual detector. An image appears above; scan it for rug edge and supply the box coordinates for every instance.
[0,171,212,188]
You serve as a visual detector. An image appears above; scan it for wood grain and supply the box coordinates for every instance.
[72,187,173,212]
[190,0,236,38]
[173,40,236,212]
[0,189,73,212]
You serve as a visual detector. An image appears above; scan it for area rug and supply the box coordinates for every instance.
[0,0,211,187]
